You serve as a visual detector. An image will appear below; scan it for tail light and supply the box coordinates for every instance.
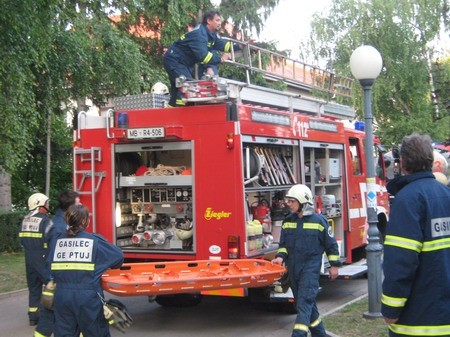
[226,133,234,149]
[228,235,240,259]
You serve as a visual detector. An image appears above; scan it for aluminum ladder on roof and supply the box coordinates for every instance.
[224,37,354,100]
[184,38,356,120]
[224,78,356,119]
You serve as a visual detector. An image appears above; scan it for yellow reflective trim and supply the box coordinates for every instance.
[29,307,39,313]
[19,232,43,238]
[390,323,450,336]
[293,323,309,332]
[224,41,231,52]
[422,237,450,252]
[310,316,322,327]
[303,223,324,232]
[384,235,423,253]
[282,222,297,229]
[201,52,213,64]
[34,330,46,337]
[51,262,95,271]
[327,254,340,261]
[277,248,288,254]
[175,99,185,106]
[381,293,407,308]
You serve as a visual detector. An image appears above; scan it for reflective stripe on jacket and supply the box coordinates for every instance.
[276,212,341,267]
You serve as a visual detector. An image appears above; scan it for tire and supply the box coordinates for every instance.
[155,293,203,307]
[279,301,297,314]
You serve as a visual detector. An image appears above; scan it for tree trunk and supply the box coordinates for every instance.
[46,105,52,197]
[0,166,12,211]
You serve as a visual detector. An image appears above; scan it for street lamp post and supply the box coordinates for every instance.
[350,45,383,319]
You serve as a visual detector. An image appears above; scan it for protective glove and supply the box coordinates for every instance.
[41,280,56,310]
[103,299,133,333]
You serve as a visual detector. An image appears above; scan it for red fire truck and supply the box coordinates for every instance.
[73,51,389,307]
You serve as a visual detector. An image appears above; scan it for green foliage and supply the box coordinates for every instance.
[2,0,282,209]
[307,0,449,145]
[431,56,450,121]
[219,0,280,36]
[0,0,57,172]
[0,211,26,253]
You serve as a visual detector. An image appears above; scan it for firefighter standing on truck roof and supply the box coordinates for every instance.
[272,184,341,337]
[18,193,52,327]
[163,9,240,107]
[49,204,124,337]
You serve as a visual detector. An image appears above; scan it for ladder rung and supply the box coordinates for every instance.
[75,170,106,177]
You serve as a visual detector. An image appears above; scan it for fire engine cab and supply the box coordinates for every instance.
[73,46,389,307]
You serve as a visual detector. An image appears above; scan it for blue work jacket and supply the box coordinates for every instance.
[382,171,450,336]
[164,23,236,68]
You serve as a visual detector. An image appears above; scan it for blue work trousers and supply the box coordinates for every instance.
[163,56,194,107]
[290,260,326,337]
[54,287,110,337]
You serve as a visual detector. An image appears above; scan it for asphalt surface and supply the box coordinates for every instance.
[0,277,368,337]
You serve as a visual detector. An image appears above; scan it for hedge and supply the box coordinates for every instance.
[0,211,26,252]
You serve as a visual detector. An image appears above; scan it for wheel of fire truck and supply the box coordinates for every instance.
[152,293,203,307]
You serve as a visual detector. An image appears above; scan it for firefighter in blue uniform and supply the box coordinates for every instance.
[382,133,450,337]
[163,9,240,107]
[272,184,341,337]
[49,204,124,337]
[19,193,51,326]
[33,190,81,337]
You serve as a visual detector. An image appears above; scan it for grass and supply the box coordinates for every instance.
[1,252,389,336]
[0,251,27,293]
[323,297,389,337]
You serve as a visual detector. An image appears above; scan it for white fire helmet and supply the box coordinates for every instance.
[433,172,449,186]
[285,184,314,205]
[28,193,49,211]
[151,82,169,95]
[433,150,448,175]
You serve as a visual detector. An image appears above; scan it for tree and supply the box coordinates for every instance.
[1,0,281,210]
[306,0,449,145]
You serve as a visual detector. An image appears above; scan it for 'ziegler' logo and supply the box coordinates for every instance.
[204,208,232,220]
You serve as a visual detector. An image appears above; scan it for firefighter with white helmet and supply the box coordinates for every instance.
[151,82,169,95]
[19,193,51,327]
[272,184,341,337]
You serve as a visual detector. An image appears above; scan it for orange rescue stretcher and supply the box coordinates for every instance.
[101,259,286,297]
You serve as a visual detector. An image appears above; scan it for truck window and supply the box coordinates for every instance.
[349,138,361,176]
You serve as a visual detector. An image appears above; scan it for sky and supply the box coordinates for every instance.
[212,0,332,61]
[214,0,449,62]
[257,0,331,59]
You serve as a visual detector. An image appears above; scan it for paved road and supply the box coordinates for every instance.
[0,277,368,337]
